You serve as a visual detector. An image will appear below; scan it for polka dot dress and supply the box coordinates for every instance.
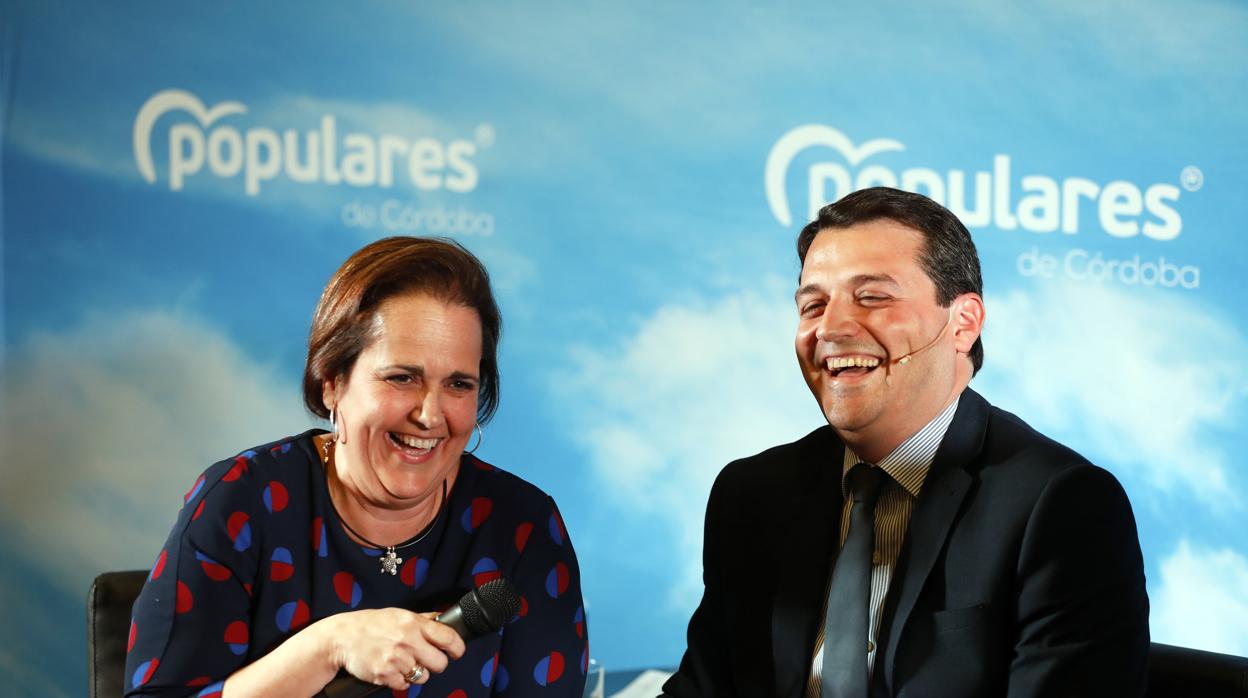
[126,430,587,697]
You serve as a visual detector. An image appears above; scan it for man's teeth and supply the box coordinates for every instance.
[392,433,440,450]
[826,356,881,370]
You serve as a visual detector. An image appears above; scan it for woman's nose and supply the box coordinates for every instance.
[412,390,444,429]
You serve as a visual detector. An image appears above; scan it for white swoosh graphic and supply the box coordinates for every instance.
[133,89,247,183]
[764,124,904,226]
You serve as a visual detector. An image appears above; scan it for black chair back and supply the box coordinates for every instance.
[88,570,147,698]
[1148,642,1248,697]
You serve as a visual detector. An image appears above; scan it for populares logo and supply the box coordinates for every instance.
[765,124,1192,240]
[134,89,486,196]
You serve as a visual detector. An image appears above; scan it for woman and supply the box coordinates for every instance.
[125,238,587,697]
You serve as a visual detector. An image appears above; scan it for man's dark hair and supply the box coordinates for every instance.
[797,186,984,374]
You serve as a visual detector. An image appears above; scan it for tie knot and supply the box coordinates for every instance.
[847,462,884,505]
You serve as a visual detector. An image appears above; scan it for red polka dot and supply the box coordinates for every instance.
[127,620,137,652]
[175,581,193,613]
[201,558,232,582]
[223,456,248,482]
[334,571,364,607]
[187,676,212,687]
[515,522,533,552]
[470,497,493,528]
[227,511,250,539]
[547,652,566,682]
[224,620,249,655]
[192,499,206,520]
[265,481,289,512]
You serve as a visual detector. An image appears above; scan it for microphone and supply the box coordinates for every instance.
[321,578,522,698]
[892,308,954,365]
[435,578,522,638]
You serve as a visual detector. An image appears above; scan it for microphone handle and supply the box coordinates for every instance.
[434,604,472,638]
[318,604,474,697]
[319,670,383,698]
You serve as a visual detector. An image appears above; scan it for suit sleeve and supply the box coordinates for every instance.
[1007,463,1150,698]
[661,467,737,698]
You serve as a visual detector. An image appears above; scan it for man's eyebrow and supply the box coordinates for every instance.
[794,283,823,302]
[795,274,900,301]
[850,273,900,287]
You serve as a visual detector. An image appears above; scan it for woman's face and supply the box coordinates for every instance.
[324,292,482,508]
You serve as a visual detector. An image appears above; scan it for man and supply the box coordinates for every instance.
[662,187,1149,697]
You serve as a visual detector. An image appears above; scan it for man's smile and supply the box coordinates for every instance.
[823,354,884,380]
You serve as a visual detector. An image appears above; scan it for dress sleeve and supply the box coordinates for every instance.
[492,497,588,698]
[125,455,263,697]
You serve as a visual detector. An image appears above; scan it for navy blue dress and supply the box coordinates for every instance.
[125,430,587,698]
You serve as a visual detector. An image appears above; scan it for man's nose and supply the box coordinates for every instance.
[816,301,864,342]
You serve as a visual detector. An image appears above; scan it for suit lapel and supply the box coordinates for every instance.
[876,389,989,693]
[771,429,844,698]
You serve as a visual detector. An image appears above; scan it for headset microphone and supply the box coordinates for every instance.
[893,308,955,365]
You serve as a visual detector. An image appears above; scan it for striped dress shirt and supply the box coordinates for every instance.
[805,397,960,698]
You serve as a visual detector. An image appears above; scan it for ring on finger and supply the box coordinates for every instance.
[404,665,426,684]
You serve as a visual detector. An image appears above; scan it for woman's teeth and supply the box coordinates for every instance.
[390,432,439,450]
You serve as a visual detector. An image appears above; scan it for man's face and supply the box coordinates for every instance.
[795,219,971,454]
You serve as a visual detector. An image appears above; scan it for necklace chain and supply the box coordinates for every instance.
[322,436,448,574]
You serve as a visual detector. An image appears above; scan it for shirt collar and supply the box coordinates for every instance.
[841,395,961,499]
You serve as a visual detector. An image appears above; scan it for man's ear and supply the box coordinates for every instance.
[951,293,985,354]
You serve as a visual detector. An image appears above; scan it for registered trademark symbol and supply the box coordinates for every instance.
[475,123,495,148]
[1180,166,1203,192]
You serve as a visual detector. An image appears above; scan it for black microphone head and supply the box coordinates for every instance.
[459,578,522,636]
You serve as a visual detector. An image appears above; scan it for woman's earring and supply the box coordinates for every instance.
[330,407,347,444]
[465,421,484,454]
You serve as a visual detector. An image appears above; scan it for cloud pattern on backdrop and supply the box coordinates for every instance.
[976,282,1246,510]
[0,310,310,598]
[556,280,823,609]
[1153,540,1248,655]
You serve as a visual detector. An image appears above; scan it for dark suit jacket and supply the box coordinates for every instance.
[662,389,1149,698]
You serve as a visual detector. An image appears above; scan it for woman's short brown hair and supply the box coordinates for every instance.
[302,236,502,424]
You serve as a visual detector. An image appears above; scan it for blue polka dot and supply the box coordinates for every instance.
[196,681,225,697]
[480,654,498,686]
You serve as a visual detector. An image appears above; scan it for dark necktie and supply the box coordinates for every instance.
[821,462,885,698]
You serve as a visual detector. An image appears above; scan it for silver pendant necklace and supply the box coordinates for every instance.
[322,436,448,575]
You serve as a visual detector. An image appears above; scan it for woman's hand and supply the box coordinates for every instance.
[222,607,466,697]
[327,608,467,691]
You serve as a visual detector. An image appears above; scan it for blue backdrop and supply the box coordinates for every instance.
[3,2,1247,695]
